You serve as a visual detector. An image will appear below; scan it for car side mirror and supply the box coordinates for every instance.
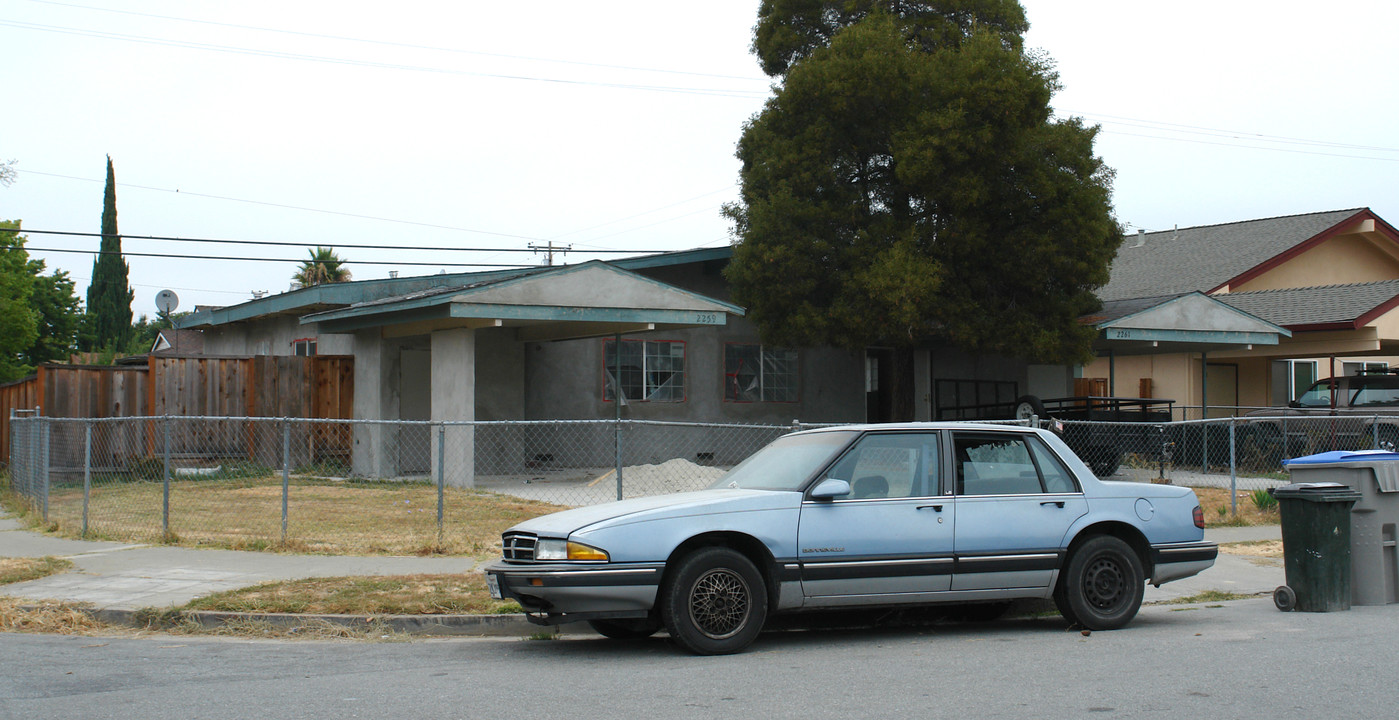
[810,478,851,500]
[1287,400,1302,409]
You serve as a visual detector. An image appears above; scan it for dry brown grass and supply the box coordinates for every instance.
[1191,486,1281,527]
[0,597,107,634]
[1219,540,1284,558]
[0,556,73,585]
[20,478,563,557]
[182,573,520,615]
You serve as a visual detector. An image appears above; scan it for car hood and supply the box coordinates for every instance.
[507,488,799,538]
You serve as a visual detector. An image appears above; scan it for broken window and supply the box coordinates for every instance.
[603,339,685,403]
[724,344,797,402]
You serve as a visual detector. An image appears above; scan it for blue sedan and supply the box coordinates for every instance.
[483,423,1217,654]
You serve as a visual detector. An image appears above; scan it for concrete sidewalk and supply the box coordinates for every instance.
[1,513,1283,632]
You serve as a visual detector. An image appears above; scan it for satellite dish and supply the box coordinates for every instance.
[155,289,179,314]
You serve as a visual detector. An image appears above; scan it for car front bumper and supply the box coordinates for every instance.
[483,560,665,625]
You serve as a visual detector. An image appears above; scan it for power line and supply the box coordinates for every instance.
[14,228,677,255]
[1064,110,1399,154]
[24,0,767,83]
[1099,129,1399,163]
[10,245,534,268]
[0,20,768,99]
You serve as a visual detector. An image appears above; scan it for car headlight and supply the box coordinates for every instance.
[534,539,610,562]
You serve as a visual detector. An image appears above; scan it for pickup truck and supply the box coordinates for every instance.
[1243,371,1399,458]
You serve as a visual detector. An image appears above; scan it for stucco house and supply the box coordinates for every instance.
[1083,208,1399,416]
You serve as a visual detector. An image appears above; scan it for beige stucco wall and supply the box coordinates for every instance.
[1229,230,1399,293]
[1084,352,1274,416]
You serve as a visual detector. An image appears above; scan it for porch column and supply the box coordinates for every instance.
[351,329,397,478]
[431,327,476,488]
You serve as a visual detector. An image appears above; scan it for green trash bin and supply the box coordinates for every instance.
[1272,482,1363,612]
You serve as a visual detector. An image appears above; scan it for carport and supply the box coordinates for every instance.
[1085,292,1291,414]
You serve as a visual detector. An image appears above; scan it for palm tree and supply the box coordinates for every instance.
[293,246,352,287]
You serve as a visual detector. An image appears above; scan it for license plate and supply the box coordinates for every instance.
[485,572,502,599]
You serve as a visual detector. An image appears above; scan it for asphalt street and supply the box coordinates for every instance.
[2,597,1395,720]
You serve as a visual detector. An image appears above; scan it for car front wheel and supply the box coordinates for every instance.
[661,547,767,655]
[1056,535,1144,630]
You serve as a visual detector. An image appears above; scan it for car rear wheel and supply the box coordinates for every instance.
[588,617,662,640]
[1057,535,1144,630]
[661,547,767,655]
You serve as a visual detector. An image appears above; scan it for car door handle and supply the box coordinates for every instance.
[917,504,944,512]
[1041,501,1065,508]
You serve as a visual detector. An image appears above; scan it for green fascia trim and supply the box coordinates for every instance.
[179,268,536,328]
[1100,328,1281,345]
[448,303,729,325]
[611,246,734,271]
[313,305,456,333]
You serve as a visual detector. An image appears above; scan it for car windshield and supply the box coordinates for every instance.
[708,430,857,492]
[1296,381,1339,408]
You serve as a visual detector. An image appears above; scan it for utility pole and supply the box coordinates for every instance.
[529,241,572,266]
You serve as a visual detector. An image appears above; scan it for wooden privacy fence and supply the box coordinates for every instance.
[0,355,353,467]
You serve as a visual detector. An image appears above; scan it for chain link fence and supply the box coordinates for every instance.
[4,415,807,554]
[1054,414,1398,493]
[12,412,1389,554]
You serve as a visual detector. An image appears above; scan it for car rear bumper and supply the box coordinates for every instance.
[1148,541,1219,585]
[483,560,664,625]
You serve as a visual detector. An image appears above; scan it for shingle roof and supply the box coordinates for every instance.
[1215,280,1399,328]
[1087,293,1192,325]
[1099,208,1368,301]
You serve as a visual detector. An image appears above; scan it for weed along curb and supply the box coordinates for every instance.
[76,607,590,638]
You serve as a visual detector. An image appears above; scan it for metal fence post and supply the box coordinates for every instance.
[162,416,171,538]
[437,423,446,544]
[282,419,291,544]
[1373,415,1381,449]
[1157,424,1167,481]
[615,419,624,502]
[40,414,50,523]
[1229,418,1237,517]
[83,421,92,538]
[1200,419,1209,474]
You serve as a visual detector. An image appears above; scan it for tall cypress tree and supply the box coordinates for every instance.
[85,155,134,351]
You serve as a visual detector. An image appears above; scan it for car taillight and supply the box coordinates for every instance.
[1193,505,1205,529]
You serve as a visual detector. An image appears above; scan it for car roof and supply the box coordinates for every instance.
[796,422,1031,434]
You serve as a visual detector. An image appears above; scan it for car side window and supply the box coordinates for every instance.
[825,433,938,499]
[953,433,1045,496]
[1027,436,1079,493]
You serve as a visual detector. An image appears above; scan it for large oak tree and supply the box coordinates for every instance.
[725,3,1121,419]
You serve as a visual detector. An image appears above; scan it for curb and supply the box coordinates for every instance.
[78,607,592,637]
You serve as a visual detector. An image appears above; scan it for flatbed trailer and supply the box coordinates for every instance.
[936,395,1176,476]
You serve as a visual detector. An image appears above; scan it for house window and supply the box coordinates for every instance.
[1344,361,1388,376]
[725,344,798,402]
[603,339,685,402]
[1289,360,1316,401]
[292,338,317,356]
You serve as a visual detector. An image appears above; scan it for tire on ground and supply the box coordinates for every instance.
[660,546,768,655]
[1056,534,1144,630]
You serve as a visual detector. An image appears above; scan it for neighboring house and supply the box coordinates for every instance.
[150,328,205,356]
[1083,208,1399,415]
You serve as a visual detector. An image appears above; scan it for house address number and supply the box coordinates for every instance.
[1108,329,1134,339]
[696,313,718,323]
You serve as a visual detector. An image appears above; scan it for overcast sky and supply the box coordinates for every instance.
[3,0,1396,318]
